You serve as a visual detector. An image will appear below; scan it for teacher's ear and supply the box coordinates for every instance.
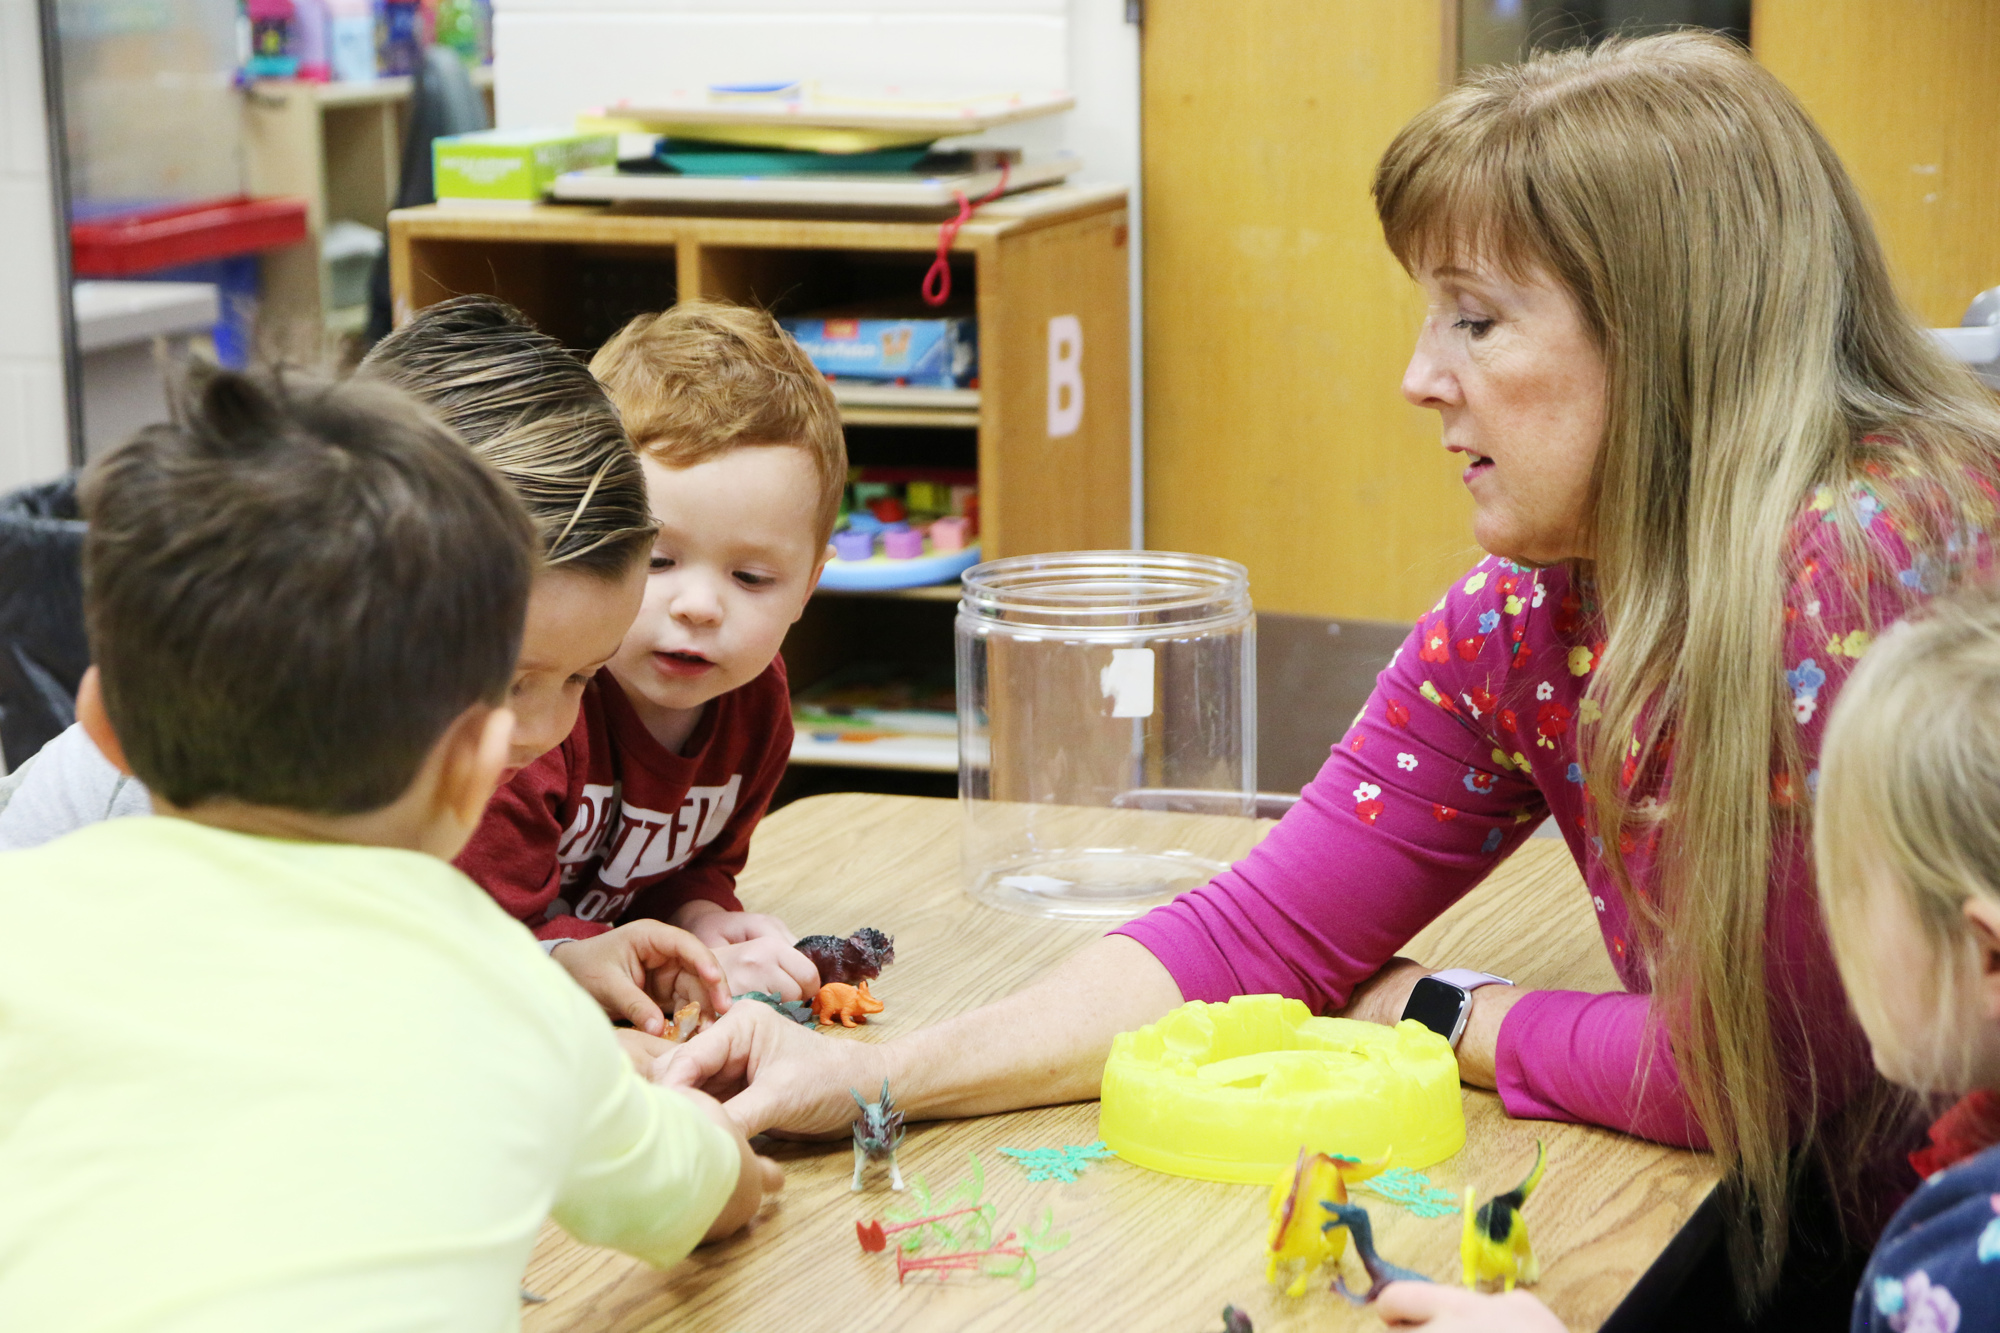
[75,666,137,777]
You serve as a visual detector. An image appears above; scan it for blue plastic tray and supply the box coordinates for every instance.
[818,542,980,591]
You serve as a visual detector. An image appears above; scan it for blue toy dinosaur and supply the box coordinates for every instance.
[1322,1200,1430,1304]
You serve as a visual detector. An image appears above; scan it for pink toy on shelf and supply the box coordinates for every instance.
[833,529,875,561]
[949,484,977,517]
[929,516,971,552]
[884,528,925,560]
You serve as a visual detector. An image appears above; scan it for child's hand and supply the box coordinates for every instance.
[552,922,732,1036]
[672,1085,785,1243]
[672,899,796,949]
[1375,1283,1567,1331]
[714,937,821,1001]
[613,1026,680,1073]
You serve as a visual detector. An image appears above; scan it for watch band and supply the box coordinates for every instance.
[1428,967,1514,991]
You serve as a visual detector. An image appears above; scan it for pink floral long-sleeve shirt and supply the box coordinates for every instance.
[1117,486,1943,1147]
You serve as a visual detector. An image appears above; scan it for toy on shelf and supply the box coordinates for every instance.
[734,990,815,1025]
[1461,1140,1547,1292]
[782,307,977,390]
[791,663,955,767]
[1324,1201,1430,1305]
[796,927,895,986]
[1265,1147,1388,1297]
[850,1080,907,1192]
[814,980,884,1027]
[821,468,981,591]
[1099,994,1466,1184]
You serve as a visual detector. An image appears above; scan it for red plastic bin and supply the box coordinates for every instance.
[69,196,309,277]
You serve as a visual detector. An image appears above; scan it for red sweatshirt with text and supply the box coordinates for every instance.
[455,659,792,942]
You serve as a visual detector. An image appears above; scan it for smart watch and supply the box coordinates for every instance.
[1400,968,1513,1048]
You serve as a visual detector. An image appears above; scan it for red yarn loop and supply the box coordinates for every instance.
[922,163,1011,306]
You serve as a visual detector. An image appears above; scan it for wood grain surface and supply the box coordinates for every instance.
[1757,1,2000,328]
[521,794,1718,1333]
[1141,1,1483,623]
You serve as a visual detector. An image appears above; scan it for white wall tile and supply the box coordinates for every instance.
[0,0,49,177]
[0,362,69,488]
[0,0,72,491]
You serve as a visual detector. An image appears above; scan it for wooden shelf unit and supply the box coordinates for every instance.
[387,186,1131,776]
[243,68,495,364]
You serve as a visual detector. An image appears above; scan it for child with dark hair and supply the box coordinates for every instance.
[1,296,654,842]
[0,299,722,1045]
[0,369,780,1330]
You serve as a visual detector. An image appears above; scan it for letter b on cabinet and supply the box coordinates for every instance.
[1048,314,1083,438]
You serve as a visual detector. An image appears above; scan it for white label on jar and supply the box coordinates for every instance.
[1100,647,1155,718]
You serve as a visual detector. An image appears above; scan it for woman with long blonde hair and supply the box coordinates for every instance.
[661,32,2000,1303]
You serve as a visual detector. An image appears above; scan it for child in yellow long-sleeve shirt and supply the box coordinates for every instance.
[0,368,781,1332]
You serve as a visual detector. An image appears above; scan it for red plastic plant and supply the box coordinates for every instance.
[855,1206,989,1254]
[894,1232,1029,1284]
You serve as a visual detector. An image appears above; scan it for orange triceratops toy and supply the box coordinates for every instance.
[813,980,884,1027]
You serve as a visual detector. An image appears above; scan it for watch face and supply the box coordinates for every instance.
[1403,976,1469,1042]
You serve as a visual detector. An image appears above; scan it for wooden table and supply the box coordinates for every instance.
[522,794,1721,1332]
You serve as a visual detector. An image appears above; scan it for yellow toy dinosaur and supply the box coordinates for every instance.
[1265,1147,1389,1297]
[1461,1139,1547,1291]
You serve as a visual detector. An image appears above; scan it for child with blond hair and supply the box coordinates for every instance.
[1376,586,2000,1330]
[460,301,847,1017]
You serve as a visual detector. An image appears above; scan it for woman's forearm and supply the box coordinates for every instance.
[882,933,1184,1120]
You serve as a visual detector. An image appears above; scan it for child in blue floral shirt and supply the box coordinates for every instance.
[1360,586,2000,1333]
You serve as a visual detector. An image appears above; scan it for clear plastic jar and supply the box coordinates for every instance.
[956,551,1257,918]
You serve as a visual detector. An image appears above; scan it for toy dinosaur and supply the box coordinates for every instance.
[1323,1200,1429,1304]
[813,979,884,1027]
[1461,1139,1547,1291]
[1265,1147,1388,1297]
[850,1079,906,1192]
[796,928,896,986]
[664,1001,700,1042]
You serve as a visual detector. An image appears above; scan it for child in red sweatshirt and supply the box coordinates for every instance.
[459,302,846,1040]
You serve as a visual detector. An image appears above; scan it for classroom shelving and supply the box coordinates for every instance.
[386,184,1130,785]
[242,69,495,363]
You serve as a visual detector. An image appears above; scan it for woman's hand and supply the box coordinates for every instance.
[1376,1282,1567,1331]
[1339,955,1429,1025]
[661,934,1183,1137]
[1336,955,1524,1091]
[658,1000,888,1139]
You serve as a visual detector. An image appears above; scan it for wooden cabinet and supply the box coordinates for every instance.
[242,70,494,362]
[387,186,1131,784]
[1756,0,2000,328]
[1141,1,1471,625]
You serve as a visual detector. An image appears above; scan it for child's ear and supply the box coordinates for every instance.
[75,667,136,777]
[795,544,833,622]
[1963,897,2000,1023]
[436,705,515,835]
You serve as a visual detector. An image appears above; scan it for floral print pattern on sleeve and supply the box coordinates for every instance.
[1856,1145,2000,1333]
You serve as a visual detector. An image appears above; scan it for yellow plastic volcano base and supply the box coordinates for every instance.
[1098,994,1465,1184]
